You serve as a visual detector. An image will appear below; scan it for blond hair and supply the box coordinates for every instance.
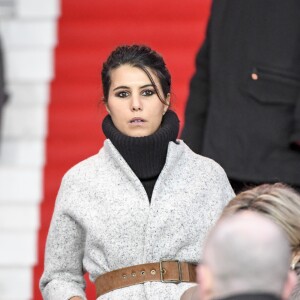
[221,183,300,264]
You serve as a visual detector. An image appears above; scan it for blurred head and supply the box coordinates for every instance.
[221,183,300,267]
[101,45,171,137]
[198,211,297,300]
[290,282,300,300]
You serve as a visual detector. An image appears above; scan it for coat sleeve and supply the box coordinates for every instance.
[210,159,236,208]
[40,174,87,300]
[181,18,211,154]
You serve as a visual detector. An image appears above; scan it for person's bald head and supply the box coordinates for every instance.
[198,211,297,300]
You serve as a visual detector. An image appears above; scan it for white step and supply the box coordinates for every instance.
[4,48,54,82]
[0,267,32,300]
[0,138,45,167]
[16,0,60,18]
[0,166,42,203]
[0,19,57,48]
[0,231,37,266]
[6,82,50,105]
[2,103,48,139]
[0,204,39,230]
[0,1,59,300]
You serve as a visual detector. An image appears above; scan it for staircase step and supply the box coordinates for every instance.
[47,138,101,165]
[0,204,39,230]
[0,166,42,204]
[54,46,203,82]
[61,0,211,20]
[50,82,100,104]
[0,267,33,300]
[0,231,37,266]
[58,20,207,48]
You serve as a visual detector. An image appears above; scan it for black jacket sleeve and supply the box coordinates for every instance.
[181,20,211,154]
[290,92,300,149]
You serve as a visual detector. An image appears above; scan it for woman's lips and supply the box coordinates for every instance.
[129,117,146,123]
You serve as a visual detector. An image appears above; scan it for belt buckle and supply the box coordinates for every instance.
[160,260,182,283]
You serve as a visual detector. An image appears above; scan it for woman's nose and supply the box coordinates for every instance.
[131,95,142,111]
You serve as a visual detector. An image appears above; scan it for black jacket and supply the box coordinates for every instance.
[181,0,300,185]
[215,294,280,300]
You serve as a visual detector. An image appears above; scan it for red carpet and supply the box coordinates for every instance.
[33,0,211,298]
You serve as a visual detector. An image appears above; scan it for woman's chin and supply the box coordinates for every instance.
[125,128,152,138]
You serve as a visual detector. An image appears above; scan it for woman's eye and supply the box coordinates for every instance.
[116,91,129,98]
[142,89,155,96]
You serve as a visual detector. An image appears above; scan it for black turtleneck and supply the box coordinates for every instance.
[102,110,180,201]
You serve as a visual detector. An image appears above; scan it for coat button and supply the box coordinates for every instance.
[251,73,258,80]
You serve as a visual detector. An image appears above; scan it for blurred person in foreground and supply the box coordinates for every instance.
[181,0,300,193]
[182,183,300,300]
[197,211,297,300]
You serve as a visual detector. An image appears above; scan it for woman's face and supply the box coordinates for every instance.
[106,64,169,137]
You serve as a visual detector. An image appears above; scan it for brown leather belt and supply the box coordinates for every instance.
[95,260,197,297]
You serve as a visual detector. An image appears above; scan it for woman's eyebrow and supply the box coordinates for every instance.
[113,85,129,91]
[140,84,153,89]
[113,84,154,91]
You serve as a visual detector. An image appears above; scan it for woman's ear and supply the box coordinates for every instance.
[163,93,171,114]
[291,250,300,270]
[105,103,111,115]
[102,96,110,114]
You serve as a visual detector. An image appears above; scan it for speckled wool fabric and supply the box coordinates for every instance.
[40,140,235,300]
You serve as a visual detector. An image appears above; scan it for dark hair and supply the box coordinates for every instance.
[101,45,171,105]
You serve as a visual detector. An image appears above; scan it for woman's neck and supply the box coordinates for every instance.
[102,110,179,200]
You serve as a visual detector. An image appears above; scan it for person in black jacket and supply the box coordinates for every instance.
[181,0,300,193]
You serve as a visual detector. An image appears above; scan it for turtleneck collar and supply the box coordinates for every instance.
[102,110,179,181]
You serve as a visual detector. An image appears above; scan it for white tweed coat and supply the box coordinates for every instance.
[40,139,235,300]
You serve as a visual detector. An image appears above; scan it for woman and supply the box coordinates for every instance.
[40,45,234,300]
[182,183,300,300]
